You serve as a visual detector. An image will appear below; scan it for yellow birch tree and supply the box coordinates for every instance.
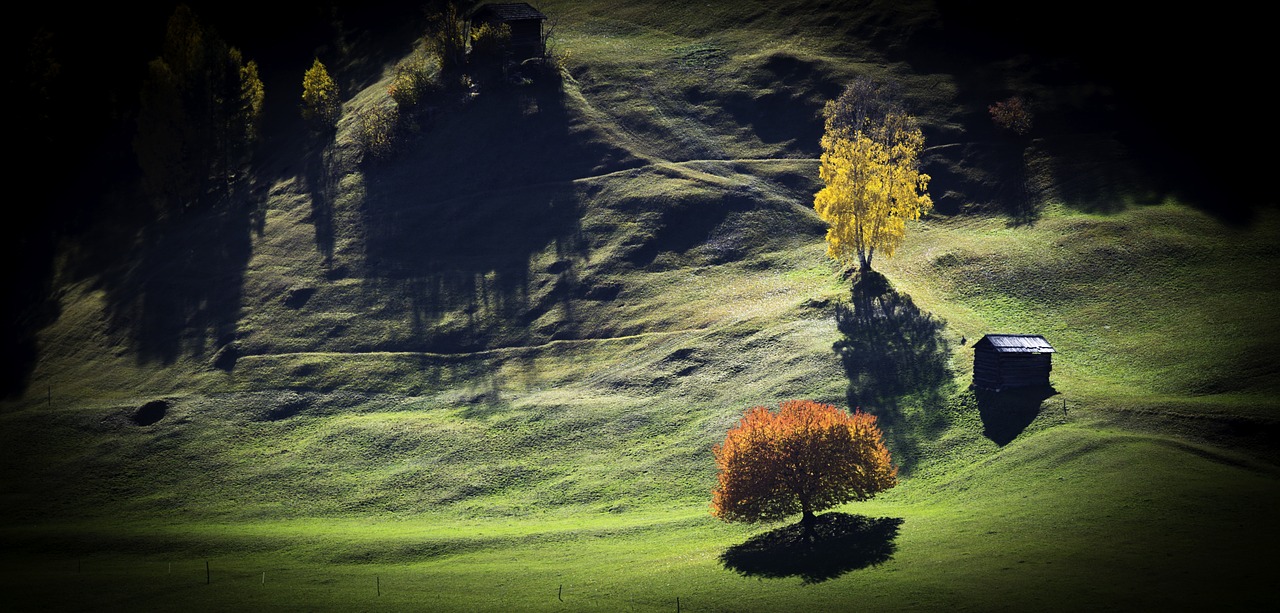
[814,81,932,272]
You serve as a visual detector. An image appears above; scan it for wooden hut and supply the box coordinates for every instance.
[972,334,1055,391]
[470,3,548,59]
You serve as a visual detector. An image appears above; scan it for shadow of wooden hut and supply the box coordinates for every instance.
[971,334,1058,445]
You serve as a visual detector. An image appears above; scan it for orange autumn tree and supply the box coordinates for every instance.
[711,400,897,539]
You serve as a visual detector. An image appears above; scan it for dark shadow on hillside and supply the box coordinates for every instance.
[884,3,1110,221]
[328,7,428,102]
[833,271,951,471]
[624,186,757,268]
[1030,136,1160,215]
[923,138,1044,222]
[720,513,903,584]
[889,1,1270,223]
[0,336,39,400]
[359,78,621,353]
[1,236,60,399]
[975,386,1056,446]
[95,198,254,365]
[304,143,338,272]
[717,51,843,156]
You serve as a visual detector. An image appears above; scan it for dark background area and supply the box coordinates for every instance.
[932,0,1272,215]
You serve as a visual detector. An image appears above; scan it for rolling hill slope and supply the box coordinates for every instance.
[3,1,1278,610]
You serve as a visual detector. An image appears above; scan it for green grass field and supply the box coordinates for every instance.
[3,1,1278,610]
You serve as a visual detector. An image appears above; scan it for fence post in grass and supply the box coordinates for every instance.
[377,575,381,597]
[558,584,563,602]
[677,596,681,612]
[1062,398,1068,421]
[206,560,210,585]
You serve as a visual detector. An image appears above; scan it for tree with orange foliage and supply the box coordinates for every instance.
[711,400,897,539]
[989,96,1033,136]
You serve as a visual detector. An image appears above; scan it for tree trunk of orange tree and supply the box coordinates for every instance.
[801,500,817,542]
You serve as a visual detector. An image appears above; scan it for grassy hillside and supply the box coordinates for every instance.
[3,0,1278,610]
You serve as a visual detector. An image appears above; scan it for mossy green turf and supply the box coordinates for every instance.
[3,0,1278,610]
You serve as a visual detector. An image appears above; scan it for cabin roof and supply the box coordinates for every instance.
[473,3,547,22]
[975,334,1055,353]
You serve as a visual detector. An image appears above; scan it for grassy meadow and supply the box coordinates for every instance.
[3,0,1278,610]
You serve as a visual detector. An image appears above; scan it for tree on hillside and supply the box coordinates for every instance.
[814,78,933,272]
[711,399,897,540]
[134,4,264,211]
[989,96,1033,136]
[136,56,192,210]
[987,95,1037,222]
[301,58,341,130]
[821,77,905,138]
[237,54,266,147]
[429,2,470,74]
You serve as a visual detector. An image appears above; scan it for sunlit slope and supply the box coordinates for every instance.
[882,204,1280,413]
[9,203,1277,524]
[4,422,1275,611]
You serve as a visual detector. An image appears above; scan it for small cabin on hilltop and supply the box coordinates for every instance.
[972,334,1055,391]
[471,3,548,59]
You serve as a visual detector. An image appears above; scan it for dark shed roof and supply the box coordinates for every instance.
[975,334,1055,353]
[473,3,547,22]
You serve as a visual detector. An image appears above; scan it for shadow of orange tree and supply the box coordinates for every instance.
[720,513,904,583]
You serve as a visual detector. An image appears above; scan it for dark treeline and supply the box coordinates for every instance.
[11,1,441,215]
[3,1,453,396]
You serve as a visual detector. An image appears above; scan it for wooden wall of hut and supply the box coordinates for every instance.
[973,351,1052,391]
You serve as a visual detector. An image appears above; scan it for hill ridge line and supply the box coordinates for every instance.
[236,327,710,361]
[363,157,819,218]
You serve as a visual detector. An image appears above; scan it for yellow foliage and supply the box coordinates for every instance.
[301,58,341,127]
[357,105,400,159]
[813,110,932,271]
[388,49,439,109]
[429,2,469,72]
[470,22,511,58]
[239,59,265,143]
